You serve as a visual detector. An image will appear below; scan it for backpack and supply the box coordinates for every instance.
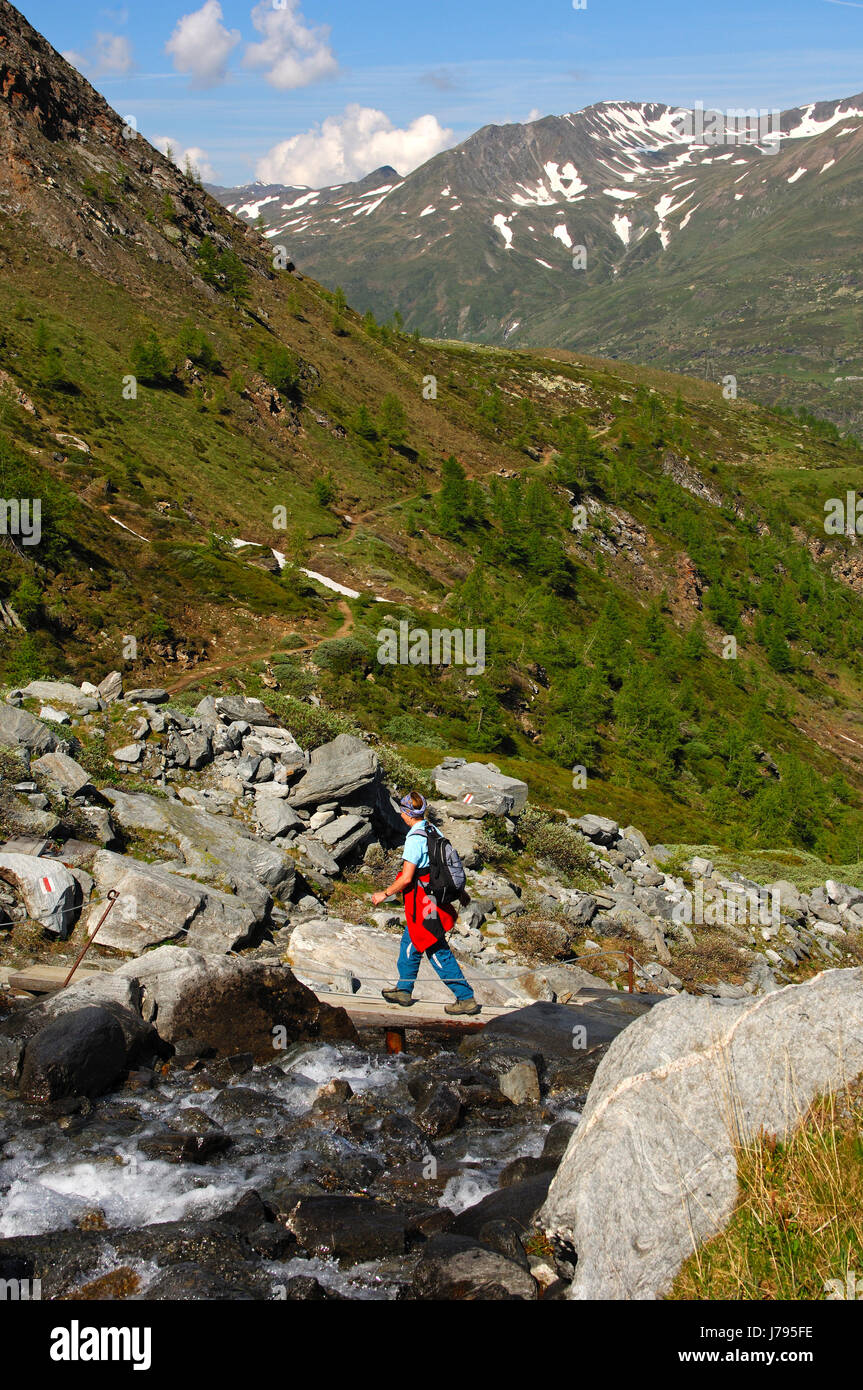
[415,824,467,904]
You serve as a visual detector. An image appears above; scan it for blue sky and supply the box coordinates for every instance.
[21,0,863,186]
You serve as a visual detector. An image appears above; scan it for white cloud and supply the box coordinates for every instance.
[243,0,337,90]
[526,107,544,123]
[256,104,454,186]
[154,135,218,183]
[63,32,134,77]
[165,1,241,88]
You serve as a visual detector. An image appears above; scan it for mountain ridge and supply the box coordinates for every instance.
[212,92,863,430]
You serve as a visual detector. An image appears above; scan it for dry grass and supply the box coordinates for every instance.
[506,911,571,964]
[670,1077,863,1299]
[670,929,751,990]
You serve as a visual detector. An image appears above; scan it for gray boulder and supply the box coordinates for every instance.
[98,671,123,703]
[0,853,79,937]
[289,743,379,809]
[0,703,59,754]
[182,730,212,771]
[113,742,145,764]
[561,893,597,929]
[500,1060,541,1105]
[540,968,863,1300]
[30,750,94,798]
[84,850,263,954]
[101,789,294,898]
[432,761,528,815]
[21,680,98,712]
[255,798,303,839]
[826,879,863,909]
[412,1234,536,1300]
[314,813,374,862]
[575,814,619,846]
[214,695,278,727]
[125,688,168,704]
[114,946,357,1057]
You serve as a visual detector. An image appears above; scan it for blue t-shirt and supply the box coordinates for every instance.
[403,821,431,872]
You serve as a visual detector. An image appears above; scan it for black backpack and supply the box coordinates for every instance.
[416,825,467,904]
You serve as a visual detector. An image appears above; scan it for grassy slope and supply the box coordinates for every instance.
[671,1078,863,1300]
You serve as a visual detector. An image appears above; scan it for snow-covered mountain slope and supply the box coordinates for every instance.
[211,94,863,429]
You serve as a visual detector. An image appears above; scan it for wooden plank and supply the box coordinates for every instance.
[318,991,512,1032]
[6,964,102,994]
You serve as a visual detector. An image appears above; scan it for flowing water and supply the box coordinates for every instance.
[0,1036,582,1299]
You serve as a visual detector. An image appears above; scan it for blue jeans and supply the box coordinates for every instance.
[396,926,474,1001]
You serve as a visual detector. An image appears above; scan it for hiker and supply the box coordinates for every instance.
[371,791,480,1016]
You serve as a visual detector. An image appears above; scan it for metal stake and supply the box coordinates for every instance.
[62,890,120,988]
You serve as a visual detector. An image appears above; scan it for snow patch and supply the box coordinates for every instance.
[493,213,514,247]
[611,213,631,245]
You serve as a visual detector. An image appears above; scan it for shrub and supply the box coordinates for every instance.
[271,660,317,699]
[519,805,597,884]
[177,323,221,372]
[313,637,369,674]
[131,332,173,387]
[506,911,571,963]
[382,714,447,750]
[258,345,301,399]
[375,745,434,797]
[313,473,336,507]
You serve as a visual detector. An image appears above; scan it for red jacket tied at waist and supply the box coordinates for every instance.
[405,873,456,952]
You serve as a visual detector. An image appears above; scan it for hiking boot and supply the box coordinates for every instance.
[381,988,414,1007]
[444,997,481,1016]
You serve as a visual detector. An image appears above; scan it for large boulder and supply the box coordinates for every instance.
[287,917,531,1007]
[463,993,657,1063]
[313,813,374,862]
[214,695,279,726]
[19,1007,129,1102]
[540,968,863,1300]
[437,816,482,869]
[83,850,264,954]
[114,947,357,1057]
[432,760,528,815]
[0,703,59,754]
[412,1233,537,1300]
[575,814,619,846]
[288,736,378,809]
[98,671,123,703]
[0,974,165,1091]
[286,1196,407,1264]
[101,789,294,899]
[0,854,79,937]
[30,751,95,798]
[20,681,98,713]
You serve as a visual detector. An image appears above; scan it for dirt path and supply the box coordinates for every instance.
[164,598,354,696]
